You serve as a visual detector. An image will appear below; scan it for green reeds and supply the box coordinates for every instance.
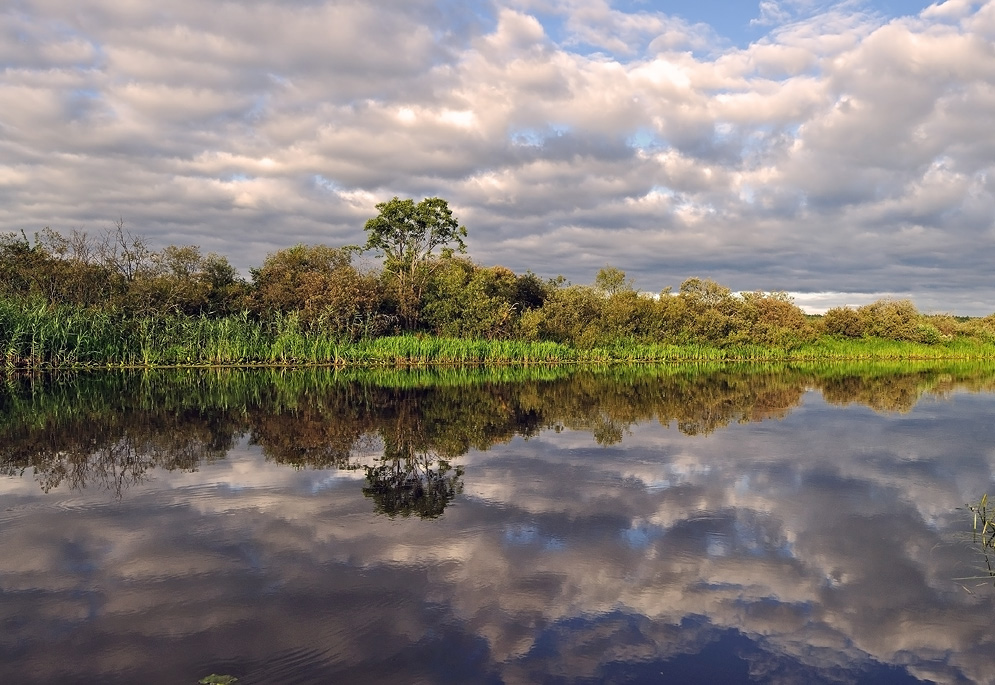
[792,336,995,360]
[0,298,131,368]
[4,294,995,370]
[970,494,995,546]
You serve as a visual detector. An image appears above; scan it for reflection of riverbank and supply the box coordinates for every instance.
[3,362,995,494]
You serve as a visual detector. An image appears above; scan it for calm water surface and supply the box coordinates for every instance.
[2,365,995,684]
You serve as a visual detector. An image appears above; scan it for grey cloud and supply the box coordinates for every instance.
[1,0,994,311]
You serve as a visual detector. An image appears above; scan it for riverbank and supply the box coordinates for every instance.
[4,303,995,370]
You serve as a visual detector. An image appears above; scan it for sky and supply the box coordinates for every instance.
[1,0,993,314]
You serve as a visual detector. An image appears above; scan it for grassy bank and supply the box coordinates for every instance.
[4,299,995,369]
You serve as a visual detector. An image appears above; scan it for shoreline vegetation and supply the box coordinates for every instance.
[4,203,995,370]
[3,316,995,370]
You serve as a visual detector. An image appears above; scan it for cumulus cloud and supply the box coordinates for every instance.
[0,0,993,312]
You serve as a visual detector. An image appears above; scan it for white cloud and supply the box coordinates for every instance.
[752,1,795,26]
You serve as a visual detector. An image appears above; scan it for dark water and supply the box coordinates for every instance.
[3,364,995,684]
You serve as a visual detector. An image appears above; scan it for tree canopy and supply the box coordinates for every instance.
[363,196,467,275]
[363,196,467,329]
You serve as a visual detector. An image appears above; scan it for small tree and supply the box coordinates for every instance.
[363,197,467,329]
[594,265,633,296]
[99,218,154,283]
[679,277,732,308]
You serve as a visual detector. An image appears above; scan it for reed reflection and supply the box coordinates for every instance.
[1,362,993,499]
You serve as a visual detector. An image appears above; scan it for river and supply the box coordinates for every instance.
[1,364,993,683]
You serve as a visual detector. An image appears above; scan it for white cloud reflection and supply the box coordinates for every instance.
[3,383,995,682]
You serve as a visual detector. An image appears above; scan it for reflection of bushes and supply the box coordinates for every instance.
[0,406,238,494]
[812,362,991,413]
[249,400,374,470]
[3,363,995,493]
[819,375,924,413]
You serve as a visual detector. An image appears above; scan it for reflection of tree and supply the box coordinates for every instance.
[358,397,470,518]
[363,453,464,519]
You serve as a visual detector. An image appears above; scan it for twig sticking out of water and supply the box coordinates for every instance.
[967,494,995,585]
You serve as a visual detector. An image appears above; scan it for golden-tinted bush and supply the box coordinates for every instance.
[249,244,382,335]
[823,306,865,338]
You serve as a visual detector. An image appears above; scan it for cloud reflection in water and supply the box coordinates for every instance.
[0,366,994,683]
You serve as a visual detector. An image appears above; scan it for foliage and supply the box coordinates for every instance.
[594,265,633,296]
[823,300,946,344]
[529,284,604,347]
[678,277,737,342]
[199,676,238,685]
[364,196,467,329]
[421,258,518,339]
[249,244,384,338]
[4,206,995,367]
[0,225,245,317]
[130,245,245,316]
[823,306,865,338]
[730,291,817,347]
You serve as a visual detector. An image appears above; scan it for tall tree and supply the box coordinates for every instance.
[363,197,467,329]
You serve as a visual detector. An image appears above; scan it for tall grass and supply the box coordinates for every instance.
[1,298,130,367]
[791,336,995,360]
[4,296,995,369]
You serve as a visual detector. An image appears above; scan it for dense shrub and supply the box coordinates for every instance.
[731,291,815,347]
[250,244,383,338]
[823,307,865,338]
[422,259,518,339]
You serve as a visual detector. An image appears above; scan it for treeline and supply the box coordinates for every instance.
[2,217,995,367]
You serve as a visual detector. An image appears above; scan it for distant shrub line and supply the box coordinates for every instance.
[3,226,995,368]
